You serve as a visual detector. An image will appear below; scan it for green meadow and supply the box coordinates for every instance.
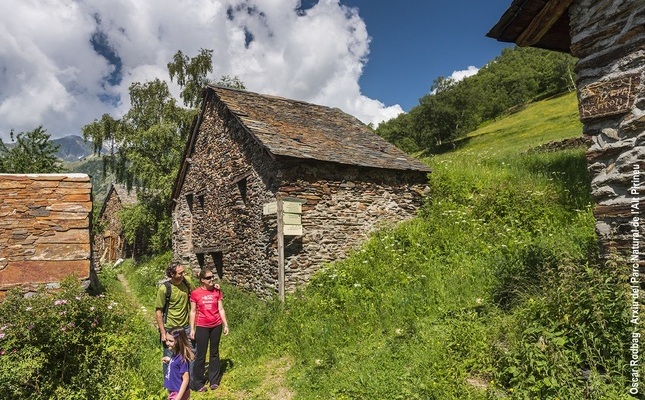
[0,92,635,399]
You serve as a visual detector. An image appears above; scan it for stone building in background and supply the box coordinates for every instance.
[171,86,430,298]
[488,0,644,267]
[93,183,138,271]
[0,174,92,298]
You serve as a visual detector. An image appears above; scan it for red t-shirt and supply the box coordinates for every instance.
[190,287,223,328]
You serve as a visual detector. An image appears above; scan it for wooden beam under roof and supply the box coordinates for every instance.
[516,0,574,47]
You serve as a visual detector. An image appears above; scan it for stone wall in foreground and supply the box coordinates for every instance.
[569,0,644,265]
[0,174,92,298]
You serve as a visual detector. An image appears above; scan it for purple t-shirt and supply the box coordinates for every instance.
[164,353,189,392]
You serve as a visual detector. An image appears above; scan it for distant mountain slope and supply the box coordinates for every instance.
[65,156,114,205]
[52,135,106,162]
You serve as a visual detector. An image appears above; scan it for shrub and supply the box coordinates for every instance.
[0,277,161,400]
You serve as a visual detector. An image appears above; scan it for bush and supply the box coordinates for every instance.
[0,277,161,400]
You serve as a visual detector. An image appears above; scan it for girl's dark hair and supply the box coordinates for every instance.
[166,327,194,362]
[166,261,180,278]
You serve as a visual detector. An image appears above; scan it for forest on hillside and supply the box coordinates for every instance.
[375,47,577,153]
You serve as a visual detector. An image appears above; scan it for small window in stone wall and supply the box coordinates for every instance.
[195,251,224,279]
[231,172,251,207]
[211,252,224,279]
[186,193,194,212]
[237,178,247,205]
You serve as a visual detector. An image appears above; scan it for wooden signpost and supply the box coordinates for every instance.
[263,197,304,301]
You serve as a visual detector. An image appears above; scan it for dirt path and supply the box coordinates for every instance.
[116,273,131,293]
[115,273,294,399]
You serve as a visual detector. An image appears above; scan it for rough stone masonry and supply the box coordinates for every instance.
[569,0,644,266]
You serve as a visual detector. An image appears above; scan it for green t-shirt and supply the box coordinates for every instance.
[155,278,193,328]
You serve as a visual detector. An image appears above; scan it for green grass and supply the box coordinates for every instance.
[117,91,633,399]
[451,91,582,156]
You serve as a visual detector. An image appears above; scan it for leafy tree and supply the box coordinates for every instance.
[168,49,214,108]
[376,46,577,153]
[216,75,246,90]
[83,49,245,256]
[0,126,63,173]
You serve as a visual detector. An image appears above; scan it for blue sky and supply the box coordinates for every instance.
[340,0,513,111]
[0,0,514,141]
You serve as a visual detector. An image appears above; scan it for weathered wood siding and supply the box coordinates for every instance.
[93,187,125,270]
[0,174,92,297]
[173,99,428,297]
[569,0,644,265]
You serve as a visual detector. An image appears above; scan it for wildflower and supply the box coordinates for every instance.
[54,299,67,305]
[0,333,5,340]
[75,296,82,300]
[90,306,95,311]
[25,307,32,311]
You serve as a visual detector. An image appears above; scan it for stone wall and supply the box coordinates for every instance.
[569,0,644,265]
[276,162,427,292]
[0,174,92,298]
[173,98,280,295]
[173,97,428,298]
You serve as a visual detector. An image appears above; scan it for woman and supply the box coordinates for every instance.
[189,268,229,391]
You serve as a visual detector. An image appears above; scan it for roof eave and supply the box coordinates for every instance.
[487,0,573,54]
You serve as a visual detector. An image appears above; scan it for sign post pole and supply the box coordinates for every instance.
[277,196,285,302]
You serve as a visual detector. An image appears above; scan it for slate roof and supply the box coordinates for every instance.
[210,86,431,172]
[112,183,138,206]
[98,183,138,219]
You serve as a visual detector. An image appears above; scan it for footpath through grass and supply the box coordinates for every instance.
[119,92,634,399]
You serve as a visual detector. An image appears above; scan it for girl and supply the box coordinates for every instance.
[162,327,195,400]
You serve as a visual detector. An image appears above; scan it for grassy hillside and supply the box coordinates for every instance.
[453,91,582,155]
[118,92,632,399]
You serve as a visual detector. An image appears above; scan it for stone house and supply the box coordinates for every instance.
[488,0,644,269]
[171,86,430,297]
[0,174,92,298]
[93,183,138,270]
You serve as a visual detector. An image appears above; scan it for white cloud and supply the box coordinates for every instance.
[449,65,479,82]
[0,0,401,141]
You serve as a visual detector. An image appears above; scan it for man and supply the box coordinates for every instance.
[156,261,194,379]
